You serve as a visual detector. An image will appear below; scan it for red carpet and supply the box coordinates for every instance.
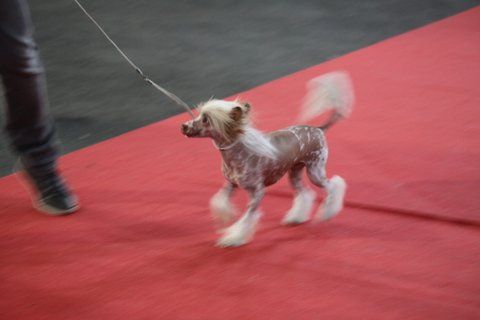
[1,7,479,320]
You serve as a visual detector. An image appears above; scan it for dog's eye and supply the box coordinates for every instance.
[202,116,208,124]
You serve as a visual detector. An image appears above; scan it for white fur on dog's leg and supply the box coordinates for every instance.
[317,176,346,221]
[210,189,236,230]
[282,189,316,225]
[216,211,262,247]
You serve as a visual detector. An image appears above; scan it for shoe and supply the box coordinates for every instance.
[14,159,79,216]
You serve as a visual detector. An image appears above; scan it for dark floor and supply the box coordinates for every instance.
[0,0,478,176]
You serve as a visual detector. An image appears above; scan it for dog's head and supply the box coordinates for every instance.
[181,99,251,142]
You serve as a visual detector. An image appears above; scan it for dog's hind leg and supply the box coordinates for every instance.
[282,165,316,225]
[210,183,237,230]
[217,186,264,247]
[306,157,346,221]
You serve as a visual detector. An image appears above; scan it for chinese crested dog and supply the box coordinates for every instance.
[181,72,354,247]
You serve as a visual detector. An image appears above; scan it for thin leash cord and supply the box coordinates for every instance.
[72,0,195,118]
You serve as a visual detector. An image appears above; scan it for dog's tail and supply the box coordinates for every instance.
[298,71,354,131]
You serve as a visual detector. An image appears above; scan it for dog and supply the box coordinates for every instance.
[181,72,354,247]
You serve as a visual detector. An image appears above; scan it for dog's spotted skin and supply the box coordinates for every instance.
[221,126,327,190]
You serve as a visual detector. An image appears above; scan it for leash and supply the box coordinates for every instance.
[72,0,196,118]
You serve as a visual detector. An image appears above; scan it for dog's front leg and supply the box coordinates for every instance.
[217,185,264,247]
[210,182,237,230]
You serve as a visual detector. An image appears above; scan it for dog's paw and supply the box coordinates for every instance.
[282,189,316,225]
[282,214,310,225]
[316,176,346,222]
[216,211,262,247]
[216,233,249,247]
[216,222,253,247]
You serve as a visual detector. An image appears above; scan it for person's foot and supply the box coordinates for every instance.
[15,159,79,215]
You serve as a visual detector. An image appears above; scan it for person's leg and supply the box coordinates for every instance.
[0,0,78,214]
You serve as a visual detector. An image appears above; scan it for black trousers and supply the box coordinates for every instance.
[0,0,58,171]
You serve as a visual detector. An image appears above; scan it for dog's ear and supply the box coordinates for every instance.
[230,106,243,121]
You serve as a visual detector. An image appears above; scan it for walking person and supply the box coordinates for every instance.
[1,0,79,215]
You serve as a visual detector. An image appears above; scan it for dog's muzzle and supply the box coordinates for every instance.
[181,121,198,137]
